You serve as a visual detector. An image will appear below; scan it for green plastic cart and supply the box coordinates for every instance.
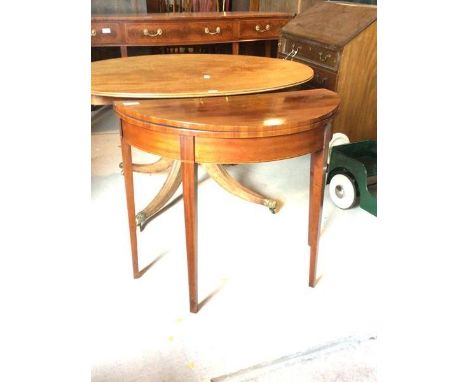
[327,140,377,216]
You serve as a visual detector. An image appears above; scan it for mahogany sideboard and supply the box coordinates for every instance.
[91,11,292,56]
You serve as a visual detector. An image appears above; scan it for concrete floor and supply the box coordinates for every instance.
[91,106,378,381]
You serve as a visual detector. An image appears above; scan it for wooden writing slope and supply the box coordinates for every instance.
[278,1,377,141]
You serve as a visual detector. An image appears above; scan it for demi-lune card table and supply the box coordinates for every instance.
[92,54,313,229]
[114,88,340,313]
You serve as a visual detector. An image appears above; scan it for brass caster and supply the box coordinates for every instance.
[135,211,147,232]
[264,199,278,214]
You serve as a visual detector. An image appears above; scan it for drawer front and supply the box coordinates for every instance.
[91,22,123,45]
[239,19,287,40]
[125,21,234,44]
[125,22,185,44]
[184,21,234,43]
[278,53,337,90]
[309,64,337,90]
[278,37,339,71]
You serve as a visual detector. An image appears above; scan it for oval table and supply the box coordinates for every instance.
[92,54,314,229]
[114,88,340,313]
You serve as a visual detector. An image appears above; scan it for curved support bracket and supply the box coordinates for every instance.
[136,160,182,230]
[201,164,280,213]
[120,157,174,174]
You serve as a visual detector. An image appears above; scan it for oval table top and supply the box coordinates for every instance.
[91,54,314,102]
[114,88,340,139]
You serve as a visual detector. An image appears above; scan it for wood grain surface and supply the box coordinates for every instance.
[117,88,340,312]
[114,88,338,135]
[92,54,313,99]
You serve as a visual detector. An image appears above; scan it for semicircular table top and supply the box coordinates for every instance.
[91,54,314,101]
[114,89,340,137]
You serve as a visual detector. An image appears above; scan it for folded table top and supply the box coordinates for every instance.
[114,88,340,138]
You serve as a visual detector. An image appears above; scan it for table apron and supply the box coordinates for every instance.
[122,120,326,164]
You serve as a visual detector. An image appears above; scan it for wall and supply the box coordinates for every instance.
[259,0,297,13]
[91,0,147,14]
[232,0,250,11]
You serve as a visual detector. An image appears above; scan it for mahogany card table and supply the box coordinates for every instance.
[92,54,313,229]
[114,88,340,312]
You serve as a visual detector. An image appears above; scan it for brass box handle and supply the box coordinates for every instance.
[143,28,163,37]
[204,26,221,35]
[255,24,270,33]
[318,52,332,63]
[91,29,96,37]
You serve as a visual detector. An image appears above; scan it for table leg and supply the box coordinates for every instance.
[232,42,240,55]
[181,136,199,313]
[308,124,332,287]
[202,163,278,213]
[121,135,140,279]
[265,40,272,57]
[136,160,182,230]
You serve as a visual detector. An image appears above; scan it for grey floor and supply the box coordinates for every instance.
[91,106,378,382]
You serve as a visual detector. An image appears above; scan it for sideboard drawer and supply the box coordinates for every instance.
[91,22,123,45]
[239,19,287,40]
[184,21,234,43]
[125,21,234,44]
[125,22,184,44]
[279,37,339,71]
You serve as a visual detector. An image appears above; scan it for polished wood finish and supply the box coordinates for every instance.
[308,122,332,286]
[332,21,377,143]
[238,18,286,40]
[125,20,235,44]
[114,89,338,137]
[135,160,182,230]
[115,89,340,312]
[278,1,377,141]
[91,11,292,56]
[91,54,313,101]
[92,54,313,232]
[181,135,199,313]
[91,22,123,44]
[120,127,140,279]
[129,157,173,173]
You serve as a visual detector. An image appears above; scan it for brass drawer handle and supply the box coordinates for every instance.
[318,52,332,62]
[283,48,299,60]
[143,28,163,37]
[255,24,271,33]
[91,29,96,37]
[204,26,221,35]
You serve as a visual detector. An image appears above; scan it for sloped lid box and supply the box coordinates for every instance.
[282,1,377,49]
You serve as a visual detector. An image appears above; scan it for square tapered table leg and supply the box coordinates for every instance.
[308,124,332,287]
[180,135,199,313]
[120,134,140,279]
